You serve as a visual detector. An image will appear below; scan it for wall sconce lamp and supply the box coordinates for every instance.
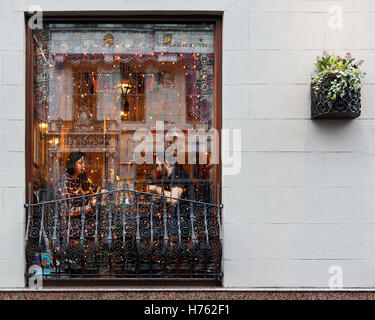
[119,82,132,95]
[38,122,49,141]
[117,80,132,120]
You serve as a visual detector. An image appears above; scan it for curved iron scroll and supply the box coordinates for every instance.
[311,79,361,119]
[25,189,223,281]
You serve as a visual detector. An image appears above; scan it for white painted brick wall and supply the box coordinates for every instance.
[224,51,278,84]
[326,13,375,49]
[250,13,326,50]
[274,0,354,12]
[250,84,311,119]
[222,0,375,288]
[1,0,375,289]
[354,0,375,11]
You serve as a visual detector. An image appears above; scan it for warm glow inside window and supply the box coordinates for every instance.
[32,23,217,203]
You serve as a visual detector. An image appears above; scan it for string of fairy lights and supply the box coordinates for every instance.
[34,27,214,204]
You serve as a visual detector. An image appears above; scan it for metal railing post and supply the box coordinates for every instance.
[80,196,86,246]
[24,187,223,281]
[25,183,32,243]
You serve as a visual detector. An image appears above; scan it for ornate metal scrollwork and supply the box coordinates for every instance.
[25,189,223,281]
[311,80,361,119]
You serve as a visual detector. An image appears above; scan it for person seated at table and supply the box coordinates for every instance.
[146,153,193,205]
[55,151,103,217]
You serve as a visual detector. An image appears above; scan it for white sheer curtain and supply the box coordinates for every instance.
[96,62,121,121]
[49,60,73,121]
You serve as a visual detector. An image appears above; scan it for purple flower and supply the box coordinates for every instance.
[345,52,352,60]
[323,50,329,58]
[316,56,321,61]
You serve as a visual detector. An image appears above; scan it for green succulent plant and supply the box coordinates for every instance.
[311,51,365,101]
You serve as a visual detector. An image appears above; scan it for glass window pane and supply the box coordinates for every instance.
[32,23,216,204]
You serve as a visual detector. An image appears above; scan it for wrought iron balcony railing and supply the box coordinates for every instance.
[25,189,223,281]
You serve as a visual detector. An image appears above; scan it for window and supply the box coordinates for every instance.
[26,16,222,282]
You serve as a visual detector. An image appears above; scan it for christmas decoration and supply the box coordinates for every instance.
[30,24,218,280]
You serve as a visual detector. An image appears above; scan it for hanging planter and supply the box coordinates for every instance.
[311,51,365,119]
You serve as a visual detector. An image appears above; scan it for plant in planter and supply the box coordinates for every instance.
[311,51,365,119]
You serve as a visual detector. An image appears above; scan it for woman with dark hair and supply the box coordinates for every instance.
[54,151,106,273]
[55,151,97,217]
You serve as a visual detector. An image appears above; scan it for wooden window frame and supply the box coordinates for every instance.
[25,12,222,286]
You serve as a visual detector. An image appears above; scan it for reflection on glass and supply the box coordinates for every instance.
[32,23,215,204]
